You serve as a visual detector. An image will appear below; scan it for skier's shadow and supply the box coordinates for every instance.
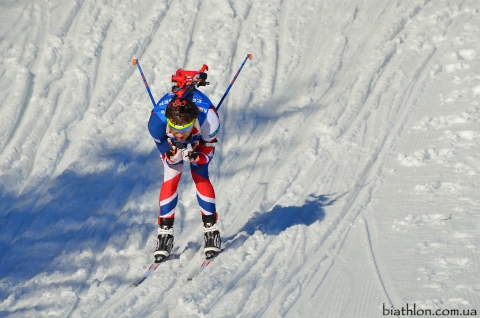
[238,194,335,237]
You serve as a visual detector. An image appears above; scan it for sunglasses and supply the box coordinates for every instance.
[167,118,195,133]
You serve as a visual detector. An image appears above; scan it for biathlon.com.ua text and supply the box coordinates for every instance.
[383,303,477,316]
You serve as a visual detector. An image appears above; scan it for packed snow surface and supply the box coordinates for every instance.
[1,0,479,317]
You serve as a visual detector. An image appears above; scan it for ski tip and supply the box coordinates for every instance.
[133,279,144,287]
[248,53,253,60]
[132,58,137,65]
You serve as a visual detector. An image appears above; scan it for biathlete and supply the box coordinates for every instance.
[148,85,221,262]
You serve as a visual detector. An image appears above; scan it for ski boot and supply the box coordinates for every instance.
[153,218,174,263]
[203,215,221,260]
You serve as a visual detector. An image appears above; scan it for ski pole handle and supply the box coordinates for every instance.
[216,53,253,111]
[132,58,156,107]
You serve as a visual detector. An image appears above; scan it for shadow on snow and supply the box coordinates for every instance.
[238,194,333,238]
[0,146,163,309]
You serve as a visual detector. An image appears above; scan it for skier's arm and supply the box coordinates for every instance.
[195,107,219,164]
[148,112,172,159]
[155,140,171,156]
[200,107,220,143]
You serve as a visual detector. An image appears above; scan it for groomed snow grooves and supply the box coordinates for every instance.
[0,0,479,317]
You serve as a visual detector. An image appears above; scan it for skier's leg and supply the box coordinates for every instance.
[191,162,221,258]
[190,161,217,219]
[154,160,183,261]
[158,160,184,223]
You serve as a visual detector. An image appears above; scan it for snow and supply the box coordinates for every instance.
[1,0,479,316]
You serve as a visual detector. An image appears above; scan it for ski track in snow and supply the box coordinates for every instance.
[1,0,480,317]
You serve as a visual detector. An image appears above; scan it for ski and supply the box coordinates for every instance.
[187,252,221,281]
[133,246,180,287]
[186,239,235,281]
[186,232,249,281]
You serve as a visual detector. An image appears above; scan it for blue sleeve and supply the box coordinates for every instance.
[148,102,169,155]
[154,140,170,156]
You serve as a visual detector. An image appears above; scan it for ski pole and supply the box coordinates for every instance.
[132,58,156,107]
[216,53,253,111]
